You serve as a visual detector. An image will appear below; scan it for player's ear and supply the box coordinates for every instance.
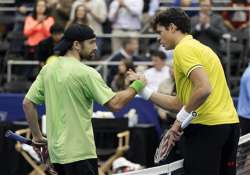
[169,23,177,33]
[72,41,81,52]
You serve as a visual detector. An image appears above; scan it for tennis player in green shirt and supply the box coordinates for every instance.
[23,24,146,175]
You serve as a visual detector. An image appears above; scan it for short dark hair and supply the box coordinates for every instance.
[152,8,191,34]
[151,50,166,60]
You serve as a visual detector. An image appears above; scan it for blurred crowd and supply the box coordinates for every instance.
[0,0,249,97]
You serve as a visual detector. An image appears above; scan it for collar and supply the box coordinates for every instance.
[179,35,193,44]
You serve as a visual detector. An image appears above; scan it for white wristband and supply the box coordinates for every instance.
[176,107,190,123]
[139,86,153,100]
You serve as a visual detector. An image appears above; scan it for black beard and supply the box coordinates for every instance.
[79,53,91,61]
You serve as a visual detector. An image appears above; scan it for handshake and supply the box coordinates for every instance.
[127,70,197,163]
[127,69,153,100]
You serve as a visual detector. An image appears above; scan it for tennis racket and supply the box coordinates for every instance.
[5,130,57,175]
[154,112,197,164]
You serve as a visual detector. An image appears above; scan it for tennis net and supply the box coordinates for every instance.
[116,133,250,175]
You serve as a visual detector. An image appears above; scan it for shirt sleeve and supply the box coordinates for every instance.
[174,44,203,77]
[25,70,45,104]
[108,1,120,22]
[85,70,116,105]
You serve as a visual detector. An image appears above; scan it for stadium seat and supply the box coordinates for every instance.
[15,128,46,175]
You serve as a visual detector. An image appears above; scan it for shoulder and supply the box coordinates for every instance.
[45,16,55,23]
[111,52,123,61]
[25,15,34,22]
[81,64,102,79]
[144,67,155,75]
[175,38,200,54]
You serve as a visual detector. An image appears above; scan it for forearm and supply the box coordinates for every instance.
[24,22,40,36]
[23,98,43,139]
[124,5,141,16]
[89,11,106,23]
[150,92,182,113]
[107,88,137,111]
[185,87,211,113]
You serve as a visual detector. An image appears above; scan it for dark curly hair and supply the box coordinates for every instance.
[152,8,191,34]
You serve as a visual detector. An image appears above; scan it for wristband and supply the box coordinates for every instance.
[181,111,197,129]
[129,80,144,93]
[176,106,190,123]
[139,86,153,100]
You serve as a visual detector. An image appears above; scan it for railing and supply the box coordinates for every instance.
[7,60,153,82]
[2,6,250,85]
[0,0,15,4]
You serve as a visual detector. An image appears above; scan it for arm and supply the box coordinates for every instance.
[23,98,43,141]
[105,87,137,111]
[88,1,107,23]
[224,20,235,31]
[184,67,212,112]
[204,16,227,39]
[40,17,54,37]
[122,0,143,17]
[23,70,45,141]
[150,93,182,113]
[108,1,120,22]
[23,16,40,36]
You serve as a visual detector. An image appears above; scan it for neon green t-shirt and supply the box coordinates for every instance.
[26,57,116,164]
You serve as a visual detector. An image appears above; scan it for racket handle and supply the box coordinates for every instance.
[5,130,32,145]
[181,111,197,129]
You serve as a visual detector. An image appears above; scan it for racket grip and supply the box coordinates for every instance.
[181,112,197,129]
[5,130,32,145]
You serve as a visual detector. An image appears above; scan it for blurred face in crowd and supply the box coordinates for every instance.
[79,38,97,60]
[152,56,165,71]
[36,0,47,15]
[156,24,177,50]
[52,32,63,43]
[125,38,139,54]
[118,61,127,74]
[76,5,87,20]
[200,0,212,14]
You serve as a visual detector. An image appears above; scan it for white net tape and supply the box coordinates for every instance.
[115,133,250,175]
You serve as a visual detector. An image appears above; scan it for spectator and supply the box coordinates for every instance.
[172,0,199,17]
[142,0,160,22]
[23,0,54,60]
[36,23,64,66]
[66,4,88,29]
[48,0,73,27]
[110,37,140,61]
[157,65,176,131]
[237,63,250,135]
[111,59,135,91]
[107,37,141,85]
[191,0,227,55]
[144,50,171,92]
[70,0,107,57]
[14,4,29,32]
[222,0,250,32]
[70,0,107,35]
[108,0,143,52]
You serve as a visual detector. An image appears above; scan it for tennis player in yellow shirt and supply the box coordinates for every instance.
[129,8,240,175]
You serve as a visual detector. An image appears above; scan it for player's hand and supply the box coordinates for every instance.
[169,120,183,141]
[127,69,147,86]
[32,137,48,163]
[126,69,140,81]
[127,69,147,83]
